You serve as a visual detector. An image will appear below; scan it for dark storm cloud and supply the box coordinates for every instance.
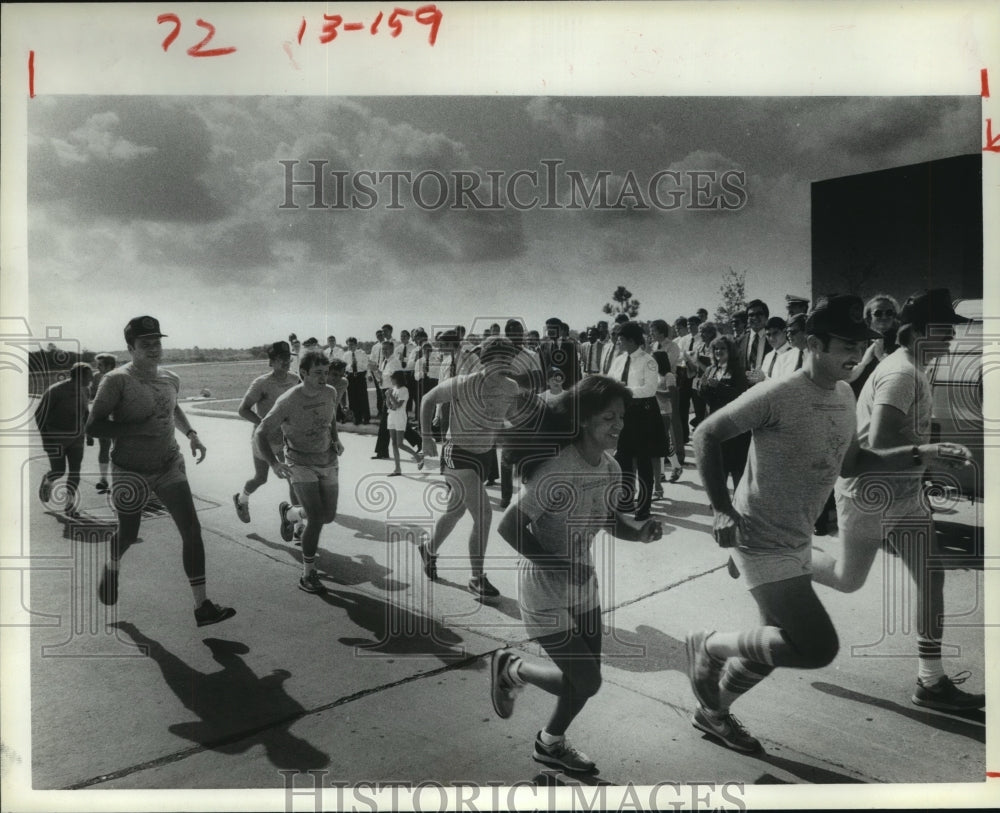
[28,97,228,223]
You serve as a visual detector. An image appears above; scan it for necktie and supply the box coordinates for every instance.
[620,354,631,385]
[795,349,803,371]
[603,346,614,374]
[748,334,759,370]
[589,343,596,371]
[424,358,429,374]
[767,351,778,377]
[400,344,408,368]
[351,351,357,372]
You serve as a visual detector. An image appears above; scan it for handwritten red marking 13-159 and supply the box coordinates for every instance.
[158,14,237,57]
[298,5,443,46]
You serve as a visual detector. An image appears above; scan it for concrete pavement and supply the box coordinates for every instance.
[11,409,992,805]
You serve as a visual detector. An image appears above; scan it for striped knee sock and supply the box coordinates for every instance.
[302,554,317,577]
[917,638,946,684]
[189,576,207,607]
[717,658,774,712]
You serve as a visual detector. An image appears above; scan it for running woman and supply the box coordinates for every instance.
[685,296,972,752]
[491,376,663,773]
[86,316,235,627]
[811,288,983,710]
[233,340,299,524]
[36,361,93,516]
[418,336,522,602]
[254,348,344,595]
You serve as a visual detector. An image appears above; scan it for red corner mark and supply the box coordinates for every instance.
[982,68,990,98]
[28,50,35,98]
[987,771,1000,778]
[985,119,1000,153]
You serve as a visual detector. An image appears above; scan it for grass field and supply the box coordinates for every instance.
[164,360,273,400]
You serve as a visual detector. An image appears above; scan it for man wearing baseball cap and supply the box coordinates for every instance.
[685,295,973,753]
[87,316,235,626]
[233,340,300,526]
[813,288,983,711]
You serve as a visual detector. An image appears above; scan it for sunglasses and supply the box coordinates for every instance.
[872,309,895,318]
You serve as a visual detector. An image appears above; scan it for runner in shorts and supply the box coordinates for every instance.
[254,348,344,594]
[88,353,117,493]
[233,340,299,524]
[491,375,662,773]
[685,296,972,753]
[418,336,524,601]
[812,288,983,710]
[86,316,235,627]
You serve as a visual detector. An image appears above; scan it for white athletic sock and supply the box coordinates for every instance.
[505,656,525,687]
[239,491,250,505]
[918,639,946,684]
[539,729,564,745]
[189,576,207,607]
[302,554,317,577]
[291,506,307,522]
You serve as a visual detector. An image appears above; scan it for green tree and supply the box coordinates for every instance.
[714,267,748,330]
[602,285,641,319]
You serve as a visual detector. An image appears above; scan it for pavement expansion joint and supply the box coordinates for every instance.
[65,651,484,790]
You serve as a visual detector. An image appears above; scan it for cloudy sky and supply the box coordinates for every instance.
[27,95,980,352]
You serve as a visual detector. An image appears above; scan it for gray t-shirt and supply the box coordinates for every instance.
[725,371,857,551]
[243,372,299,447]
[839,347,930,501]
[516,444,620,612]
[91,363,181,473]
[257,384,339,467]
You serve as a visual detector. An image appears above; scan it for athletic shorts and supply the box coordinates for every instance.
[730,540,812,591]
[288,461,339,486]
[442,441,494,476]
[835,483,930,549]
[111,452,187,507]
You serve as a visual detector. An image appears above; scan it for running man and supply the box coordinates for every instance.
[36,361,93,517]
[254,348,344,595]
[88,353,117,493]
[812,288,984,710]
[418,336,522,601]
[86,316,235,627]
[685,296,972,752]
[233,340,299,524]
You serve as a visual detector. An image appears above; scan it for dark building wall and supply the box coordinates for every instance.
[811,154,982,305]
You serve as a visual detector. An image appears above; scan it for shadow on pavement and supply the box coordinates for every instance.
[601,624,684,673]
[811,681,985,741]
[748,751,866,784]
[319,587,471,662]
[111,622,330,771]
[248,532,408,591]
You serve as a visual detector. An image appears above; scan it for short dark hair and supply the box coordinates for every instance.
[746,299,770,318]
[766,316,787,332]
[618,321,645,345]
[298,348,329,373]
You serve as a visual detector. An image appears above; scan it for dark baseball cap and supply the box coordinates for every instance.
[805,295,880,341]
[898,288,972,329]
[124,315,166,345]
[267,340,292,358]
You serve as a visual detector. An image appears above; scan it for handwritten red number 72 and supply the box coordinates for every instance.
[158,14,237,57]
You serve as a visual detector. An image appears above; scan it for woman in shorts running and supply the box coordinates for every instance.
[489,375,663,773]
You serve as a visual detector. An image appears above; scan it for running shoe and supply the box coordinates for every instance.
[669,467,683,483]
[195,599,237,627]
[98,564,118,606]
[279,501,294,542]
[652,488,664,501]
[233,493,251,524]
[532,732,596,773]
[39,477,52,504]
[684,630,723,712]
[416,454,425,471]
[912,672,985,711]
[490,648,519,719]
[95,480,109,494]
[298,572,326,595]
[418,542,438,580]
[691,707,763,753]
[468,574,500,602]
